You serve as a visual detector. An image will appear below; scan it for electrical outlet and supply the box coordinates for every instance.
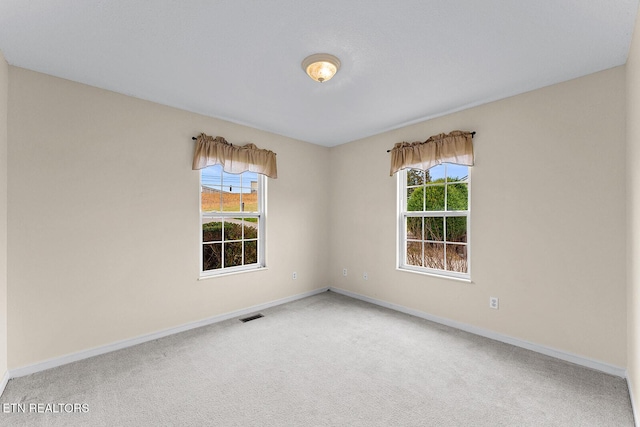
[292,272,297,280]
[489,297,499,309]
[363,272,368,280]
[343,268,348,276]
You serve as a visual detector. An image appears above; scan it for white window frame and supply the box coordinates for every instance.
[397,165,471,281]
[200,167,267,277]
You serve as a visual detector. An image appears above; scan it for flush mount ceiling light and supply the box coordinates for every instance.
[301,53,341,83]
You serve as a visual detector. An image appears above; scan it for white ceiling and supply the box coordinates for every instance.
[0,1,638,147]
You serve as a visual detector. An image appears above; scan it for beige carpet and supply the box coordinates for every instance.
[0,291,634,426]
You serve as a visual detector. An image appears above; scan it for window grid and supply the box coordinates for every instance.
[399,165,470,279]
[201,165,265,276]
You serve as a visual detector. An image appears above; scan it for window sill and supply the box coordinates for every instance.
[396,266,472,283]
[199,266,268,281]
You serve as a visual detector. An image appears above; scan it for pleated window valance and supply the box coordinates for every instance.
[192,133,278,179]
[389,130,474,176]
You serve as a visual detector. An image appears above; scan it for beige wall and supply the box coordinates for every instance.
[627,4,640,414]
[0,51,8,380]
[6,67,330,368]
[2,56,631,373]
[329,67,627,367]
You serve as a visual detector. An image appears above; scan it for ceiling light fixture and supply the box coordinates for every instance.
[302,53,341,83]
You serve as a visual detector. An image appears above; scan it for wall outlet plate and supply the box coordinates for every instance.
[489,297,499,309]
[363,272,368,280]
[292,272,297,280]
[343,268,347,276]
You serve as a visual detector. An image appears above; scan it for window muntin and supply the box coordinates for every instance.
[201,165,265,275]
[400,164,470,279]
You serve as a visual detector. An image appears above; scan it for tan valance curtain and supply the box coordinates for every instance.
[389,130,474,176]
[192,133,278,179]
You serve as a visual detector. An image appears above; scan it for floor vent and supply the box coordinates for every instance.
[240,313,264,323]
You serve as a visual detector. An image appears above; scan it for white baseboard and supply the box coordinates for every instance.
[3,285,628,385]
[9,287,329,379]
[0,370,9,398]
[330,287,627,378]
[628,372,640,427]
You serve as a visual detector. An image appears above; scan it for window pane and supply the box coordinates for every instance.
[407,187,424,211]
[221,189,241,212]
[221,171,242,212]
[244,241,258,265]
[202,219,223,243]
[406,241,422,267]
[446,244,468,273]
[446,164,469,182]
[201,186,222,212]
[425,185,445,211]
[202,166,222,187]
[425,217,444,241]
[243,171,259,185]
[446,217,467,243]
[242,171,259,212]
[427,165,445,182]
[424,243,444,269]
[447,183,468,210]
[221,170,241,191]
[223,221,243,241]
[203,243,222,271]
[241,188,259,212]
[407,169,424,186]
[406,217,422,240]
[244,218,259,239]
[225,242,243,267]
